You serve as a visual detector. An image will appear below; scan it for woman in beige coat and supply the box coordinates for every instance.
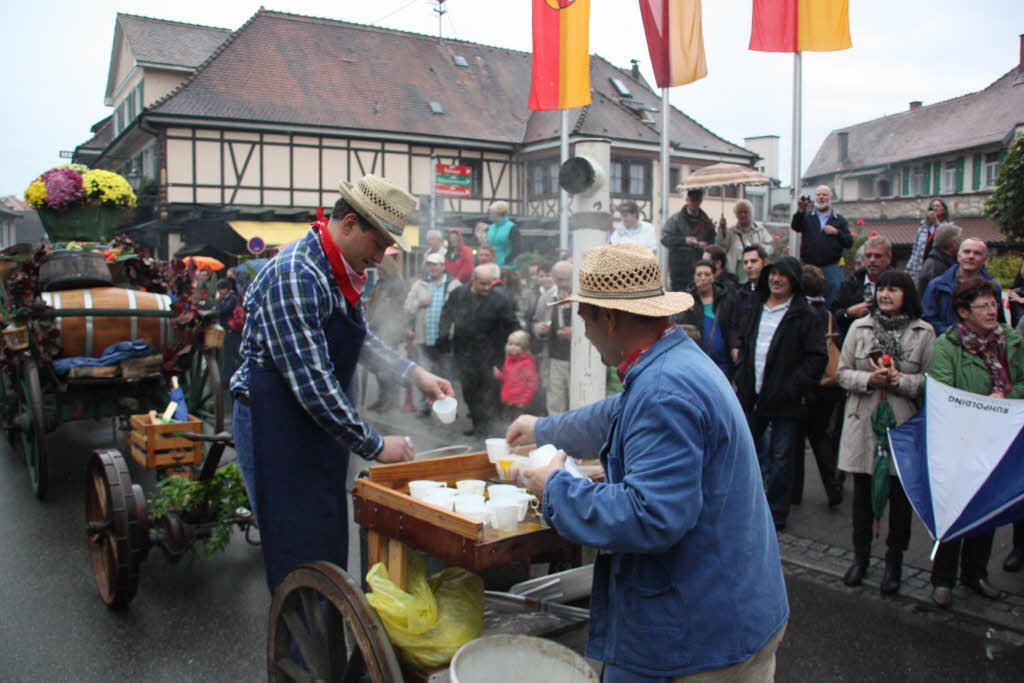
[837,271,935,595]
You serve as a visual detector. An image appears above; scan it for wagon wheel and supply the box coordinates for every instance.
[183,347,224,432]
[268,562,403,683]
[86,449,146,608]
[16,356,48,499]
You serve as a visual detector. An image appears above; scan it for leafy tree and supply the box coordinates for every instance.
[985,133,1024,240]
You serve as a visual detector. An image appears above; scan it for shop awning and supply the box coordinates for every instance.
[228,221,420,247]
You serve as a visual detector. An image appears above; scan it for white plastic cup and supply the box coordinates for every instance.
[456,479,487,497]
[487,484,524,499]
[487,501,519,530]
[455,497,488,522]
[454,492,485,506]
[432,396,458,424]
[528,444,559,468]
[408,480,447,499]
[485,438,509,463]
[422,488,456,510]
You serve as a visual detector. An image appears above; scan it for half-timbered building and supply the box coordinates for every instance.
[79,9,755,261]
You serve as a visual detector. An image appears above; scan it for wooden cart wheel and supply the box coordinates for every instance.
[86,448,145,608]
[268,562,403,683]
[16,357,48,499]
[183,347,225,432]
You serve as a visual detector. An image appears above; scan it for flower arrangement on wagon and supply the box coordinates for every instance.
[24,164,137,243]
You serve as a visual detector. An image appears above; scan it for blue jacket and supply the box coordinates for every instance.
[921,264,1003,335]
[535,328,789,677]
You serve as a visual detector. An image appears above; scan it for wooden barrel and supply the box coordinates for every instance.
[40,287,174,358]
[39,251,113,291]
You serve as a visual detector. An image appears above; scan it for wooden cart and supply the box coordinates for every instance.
[266,449,592,682]
[0,292,226,499]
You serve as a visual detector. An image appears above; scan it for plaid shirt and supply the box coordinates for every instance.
[425,276,448,345]
[230,226,414,459]
[905,220,932,282]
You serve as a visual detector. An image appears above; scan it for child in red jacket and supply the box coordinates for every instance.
[493,330,538,420]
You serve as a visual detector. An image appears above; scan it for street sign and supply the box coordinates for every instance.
[435,163,472,198]
[58,151,74,159]
[247,236,266,255]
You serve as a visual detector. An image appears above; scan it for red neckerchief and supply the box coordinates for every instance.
[314,207,361,308]
[617,322,676,382]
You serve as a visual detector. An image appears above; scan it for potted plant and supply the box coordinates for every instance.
[24,163,137,242]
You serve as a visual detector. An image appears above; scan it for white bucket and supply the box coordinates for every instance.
[450,635,598,683]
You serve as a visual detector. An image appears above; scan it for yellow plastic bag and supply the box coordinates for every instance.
[365,552,484,670]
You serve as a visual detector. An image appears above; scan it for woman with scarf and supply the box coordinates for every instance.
[837,271,935,595]
[906,197,950,282]
[485,201,521,267]
[928,278,1024,607]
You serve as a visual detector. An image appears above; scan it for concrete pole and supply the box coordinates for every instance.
[567,138,612,410]
[560,110,570,251]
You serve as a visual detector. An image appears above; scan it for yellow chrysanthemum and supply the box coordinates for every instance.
[81,169,137,209]
[24,180,48,207]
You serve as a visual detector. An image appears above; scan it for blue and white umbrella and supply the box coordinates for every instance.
[889,375,1024,559]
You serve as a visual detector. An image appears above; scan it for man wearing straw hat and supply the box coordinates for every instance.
[508,243,788,681]
[230,174,454,593]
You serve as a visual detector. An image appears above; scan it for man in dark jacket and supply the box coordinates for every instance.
[729,245,767,365]
[438,262,518,436]
[791,185,853,305]
[830,235,893,344]
[916,222,962,296]
[735,255,828,530]
[661,188,716,292]
[922,238,1004,335]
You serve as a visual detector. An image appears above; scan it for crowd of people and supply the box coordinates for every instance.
[381,185,1024,611]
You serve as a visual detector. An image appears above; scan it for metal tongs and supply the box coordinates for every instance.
[484,590,590,622]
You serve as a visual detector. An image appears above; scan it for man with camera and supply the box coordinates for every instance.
[791,185,853,305]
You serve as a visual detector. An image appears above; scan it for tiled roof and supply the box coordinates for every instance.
[76,117,112,152]
[117,13,231,69]
[522,56,751,158]
[805,68,1024,178]
[150,9,751,158]
[856,217,1006,247]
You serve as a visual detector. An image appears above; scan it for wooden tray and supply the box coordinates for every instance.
[353,450,579,584]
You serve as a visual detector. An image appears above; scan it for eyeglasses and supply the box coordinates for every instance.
[969,301,999,311]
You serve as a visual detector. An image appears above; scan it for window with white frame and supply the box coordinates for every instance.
[984,152,1001,187]
[941,161,957,193]
[909,166,924,196]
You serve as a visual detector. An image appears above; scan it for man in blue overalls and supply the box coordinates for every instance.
[230,174,454,592]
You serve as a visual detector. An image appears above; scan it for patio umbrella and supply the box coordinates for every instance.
[889,376,1024,559]
[676,163,772,220]
[184,255,226,271]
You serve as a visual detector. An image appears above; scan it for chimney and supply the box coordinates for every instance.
[631,59,640,80]
[837,131,849,163]
[909,101,922,110]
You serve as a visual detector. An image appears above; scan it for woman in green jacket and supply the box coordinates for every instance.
[929,278,1024,608]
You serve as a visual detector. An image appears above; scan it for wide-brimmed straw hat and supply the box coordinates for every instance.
[338,174,416,251]
[550,243,693,317]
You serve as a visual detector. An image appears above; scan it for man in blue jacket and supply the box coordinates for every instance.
[508,243,789,681]
[922,237,1003,334]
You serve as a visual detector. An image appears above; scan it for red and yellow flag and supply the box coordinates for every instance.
[639,0,707,88]
[749,0,852,53]
[528,0,591,110]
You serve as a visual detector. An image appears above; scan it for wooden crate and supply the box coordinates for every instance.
[128,413,203,470]
[353,448,581,587]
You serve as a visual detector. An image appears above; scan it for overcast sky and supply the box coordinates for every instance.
[2,0,1020,198]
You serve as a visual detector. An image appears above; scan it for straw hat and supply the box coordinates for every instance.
[550,243,693,317]
[338,175,416,251]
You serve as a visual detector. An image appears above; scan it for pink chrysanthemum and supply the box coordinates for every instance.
[40,167,83,210]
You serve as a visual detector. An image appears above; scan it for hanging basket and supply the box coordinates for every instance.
[37,205,125,243]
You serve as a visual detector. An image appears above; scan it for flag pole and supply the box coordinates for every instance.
[789,51,803,257]
[660,86,670,285]
[560,109,570,252]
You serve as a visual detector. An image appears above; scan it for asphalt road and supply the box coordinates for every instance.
[1,418,1023,681]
